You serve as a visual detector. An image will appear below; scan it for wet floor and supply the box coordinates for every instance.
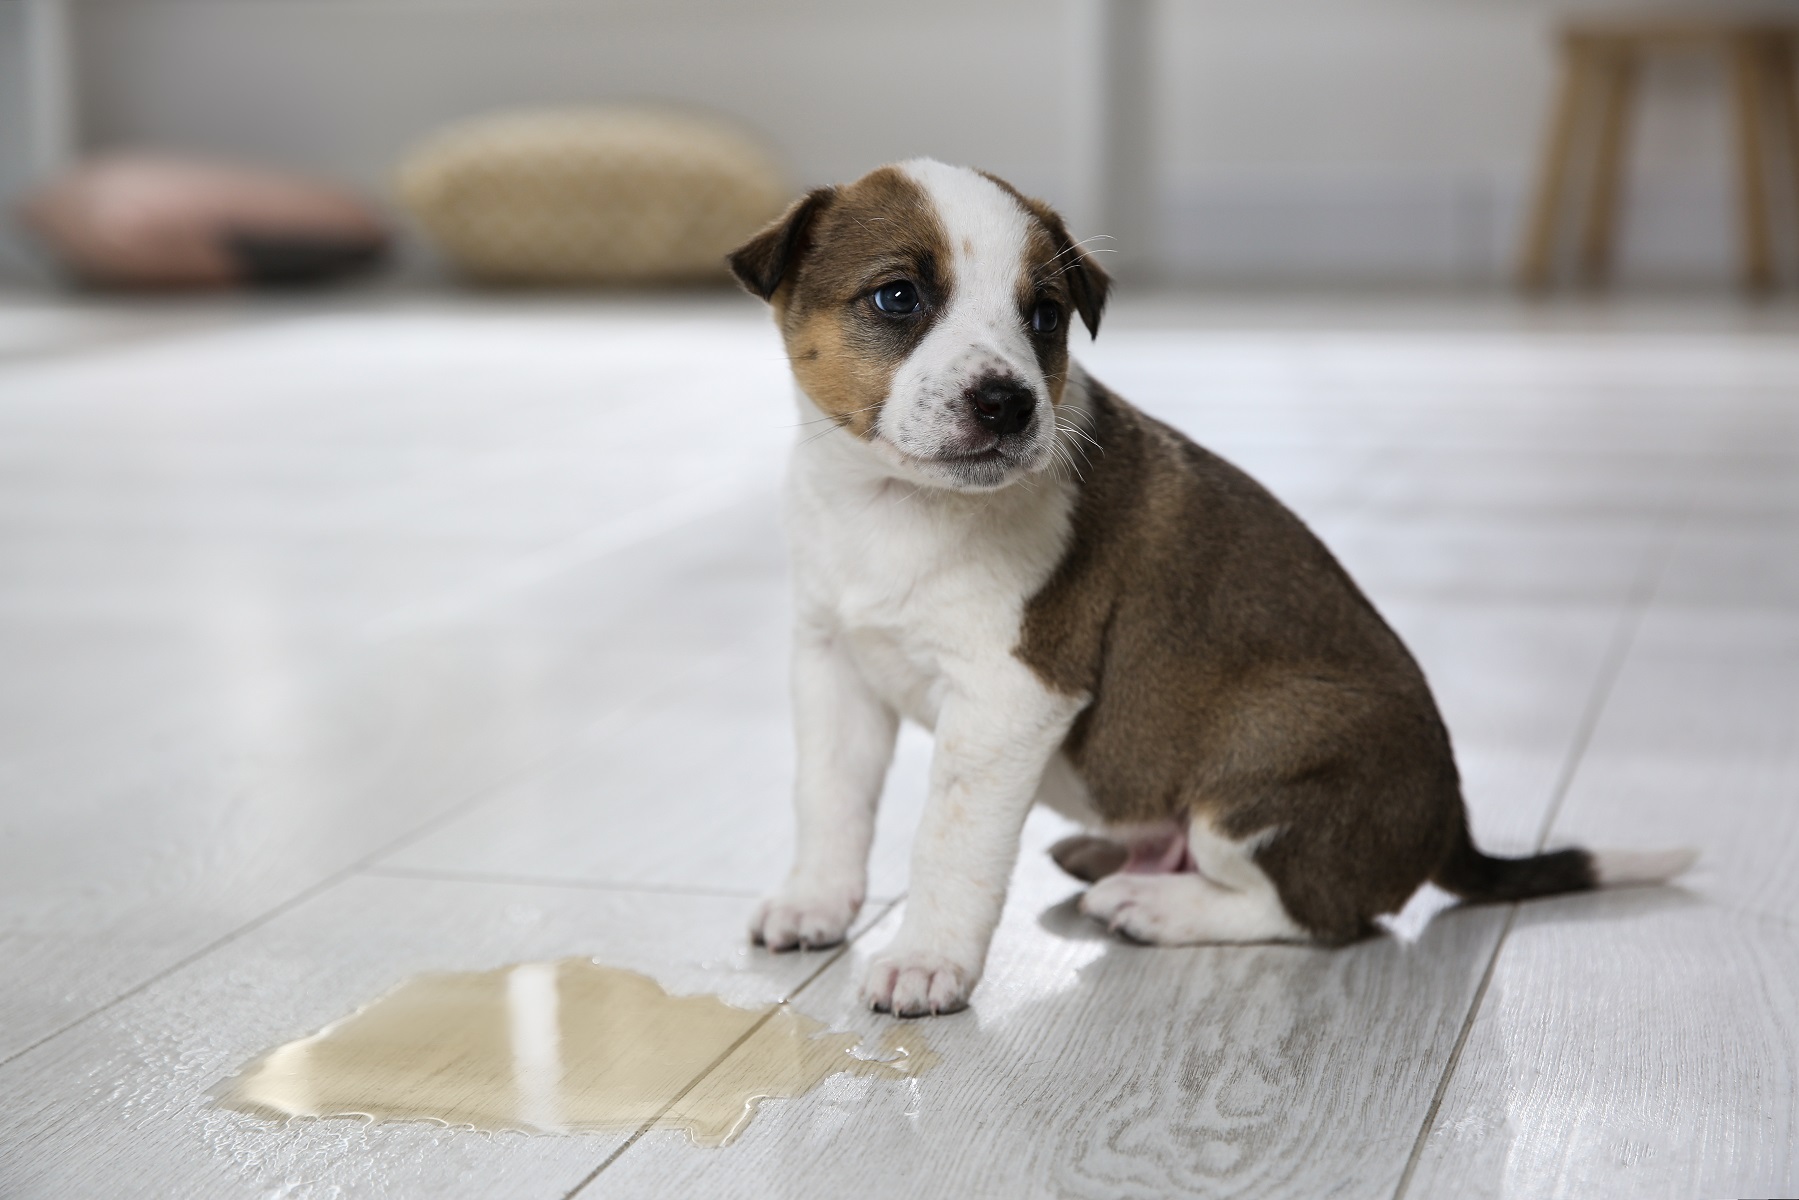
[10,300,1794,1199]
[219,960,934,1147]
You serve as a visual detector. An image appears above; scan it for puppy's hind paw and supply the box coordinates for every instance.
[1080,873,1187,944]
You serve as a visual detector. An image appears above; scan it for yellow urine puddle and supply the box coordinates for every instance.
[218,959,934,1147]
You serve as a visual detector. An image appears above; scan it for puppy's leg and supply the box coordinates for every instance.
[1081,874,1308,945]
[861,668,1083,1016]
[1080,817,1309,945]
[751,628,898,951]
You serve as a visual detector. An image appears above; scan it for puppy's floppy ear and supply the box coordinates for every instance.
[1062,235,1111,340]
[1039,209,1111,339]
[727,186,837,301]
[992,181,1110,339]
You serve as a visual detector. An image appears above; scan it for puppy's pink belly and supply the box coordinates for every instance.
[1120,820,1193,874]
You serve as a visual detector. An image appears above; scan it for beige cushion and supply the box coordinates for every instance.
[16,155,386,289]
[397,108,789,285]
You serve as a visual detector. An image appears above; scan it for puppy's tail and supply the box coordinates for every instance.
[1433,832,1697,905]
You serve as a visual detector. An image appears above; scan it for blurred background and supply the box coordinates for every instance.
[3,0,1793,293]
[5,5,1799,1197]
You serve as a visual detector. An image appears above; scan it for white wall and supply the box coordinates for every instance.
[0,1,34,276]
[40,0,1767,285]
[0,0,76,281]
[1158,0,1742,285]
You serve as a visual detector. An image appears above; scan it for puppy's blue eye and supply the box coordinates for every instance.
[872,281,921,315]
[1031,301,1061,334]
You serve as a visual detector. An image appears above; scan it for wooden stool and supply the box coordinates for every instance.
[1518,17,1799,290]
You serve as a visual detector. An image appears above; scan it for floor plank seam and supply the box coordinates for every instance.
[0,867,354,1072]
[0,715,631,1071]
[1389,906,1519,1200]
[1391,504,1687,1200]
[0,532,799,1067]
[1526,511,1682,855]
[561,896,905,1197]
[352,680,717,878]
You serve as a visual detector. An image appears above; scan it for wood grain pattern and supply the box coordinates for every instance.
[1405,593,1799,1197]
[1404,898,1799,1200]
[4,300,1796,1199]
[593,848,1513,1200]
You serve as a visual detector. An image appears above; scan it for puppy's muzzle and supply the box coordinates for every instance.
[965,376,1036,439]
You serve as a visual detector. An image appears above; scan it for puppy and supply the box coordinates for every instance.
[730,160,1694,1017]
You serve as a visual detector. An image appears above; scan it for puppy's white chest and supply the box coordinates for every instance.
[795,493,985,728]
[787,451,1077,730]
[842,626,943,728]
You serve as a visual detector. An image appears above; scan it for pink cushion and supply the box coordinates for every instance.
[16,155,387,288]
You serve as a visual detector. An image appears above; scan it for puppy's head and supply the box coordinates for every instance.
[729,160,1109,492]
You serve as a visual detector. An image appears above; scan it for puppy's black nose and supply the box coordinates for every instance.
[966,377,1036,437]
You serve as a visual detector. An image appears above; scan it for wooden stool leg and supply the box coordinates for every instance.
[1580,45,1637,284]
[1519,37,1594,289]
[1771,39,1799,276]
[1730,35,1776,291]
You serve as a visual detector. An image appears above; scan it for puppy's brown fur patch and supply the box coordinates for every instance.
[729,169,952,438]
[1017,381,1591,944]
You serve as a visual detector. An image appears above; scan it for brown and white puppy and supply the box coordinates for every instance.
[730,159,1694,1018]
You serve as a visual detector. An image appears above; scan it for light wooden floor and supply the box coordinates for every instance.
[1,291,1795,1199]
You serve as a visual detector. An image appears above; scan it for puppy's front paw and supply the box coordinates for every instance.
[750,882,861,952]
[860,950,973,1017]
